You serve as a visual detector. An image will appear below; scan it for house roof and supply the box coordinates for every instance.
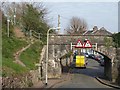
[83,27,112,35]
[93,27,112,35]
[83,30,93,35]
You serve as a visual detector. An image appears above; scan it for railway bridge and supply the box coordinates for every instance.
[48,34,117,81]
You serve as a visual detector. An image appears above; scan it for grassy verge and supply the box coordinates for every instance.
[2,57,29,77]
[2,35,28,60]
[20,41,43,70]
[2,35,29,77]
[2,32,44,77]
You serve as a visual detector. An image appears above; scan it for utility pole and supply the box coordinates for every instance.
[58,15,60,33]
[7,16,10,37]
[14,8,16,25]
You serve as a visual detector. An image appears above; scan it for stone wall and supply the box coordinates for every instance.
[104,47,120,86]
[116,48,120,85]
[104,56,112,80]
[96,46,120,86]
[2,70,40,88]
[97,46,114,80]
[97,46,119,82]
[41,45,64,79]
[108,48,117,82]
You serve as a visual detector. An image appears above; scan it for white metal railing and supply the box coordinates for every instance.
[30,30,41,40]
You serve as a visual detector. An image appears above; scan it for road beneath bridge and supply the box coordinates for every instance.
[54,58,112,88]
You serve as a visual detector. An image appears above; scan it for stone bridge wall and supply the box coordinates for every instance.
[97,46,120,86]
[97,46,114,80]
[49,35,120,85]
[116,48,120,85]
[41,45,67,79]
[49,35,112,45]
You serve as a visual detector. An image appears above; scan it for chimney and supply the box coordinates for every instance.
[93,26,98,31]
[92,26,98,34]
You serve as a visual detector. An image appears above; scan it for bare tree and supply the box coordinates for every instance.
[66,16,87,34]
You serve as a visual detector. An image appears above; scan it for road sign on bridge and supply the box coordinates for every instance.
[75,40,83,48]
[74,39,92,48]
[83,40,92,48]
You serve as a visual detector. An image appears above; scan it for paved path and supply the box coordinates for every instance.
[32,73,70,88]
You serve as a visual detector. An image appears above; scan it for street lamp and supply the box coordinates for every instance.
[14,8,16,25]
[51,35,55,58]
[7,16,10,37]
[45,27,61,85]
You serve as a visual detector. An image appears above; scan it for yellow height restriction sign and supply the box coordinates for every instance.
[76,55,85,67]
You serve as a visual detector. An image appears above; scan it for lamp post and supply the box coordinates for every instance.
[14,8,16,25]
[45,27,60,85]
[51,35,55,58]
[7,16,10,37]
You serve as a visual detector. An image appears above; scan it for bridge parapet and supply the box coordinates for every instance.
[49,34,112,46]
[97,46,116,60]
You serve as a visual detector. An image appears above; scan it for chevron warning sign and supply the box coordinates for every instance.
[75,40,83,48]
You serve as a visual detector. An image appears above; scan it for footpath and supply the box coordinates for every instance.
[13,44,31,67]
[32,73,71,88]
[95,77,120,89]
[32,65,71,88]
[33,75,120,89]
[32,71,120,89]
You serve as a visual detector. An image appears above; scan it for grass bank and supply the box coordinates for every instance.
[2,35,29,77]
[20,41,43,70]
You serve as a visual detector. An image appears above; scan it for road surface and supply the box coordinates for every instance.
[55,58,111,88]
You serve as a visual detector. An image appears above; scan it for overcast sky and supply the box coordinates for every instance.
[3,0,119,33]
[5,0,119,2]
[44,1,118,34]
[43,0,119,2]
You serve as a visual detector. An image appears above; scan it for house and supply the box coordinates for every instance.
[93,27,112,35]
[83,26,112,35]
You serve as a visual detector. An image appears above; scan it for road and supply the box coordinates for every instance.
[55,58,111,88]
